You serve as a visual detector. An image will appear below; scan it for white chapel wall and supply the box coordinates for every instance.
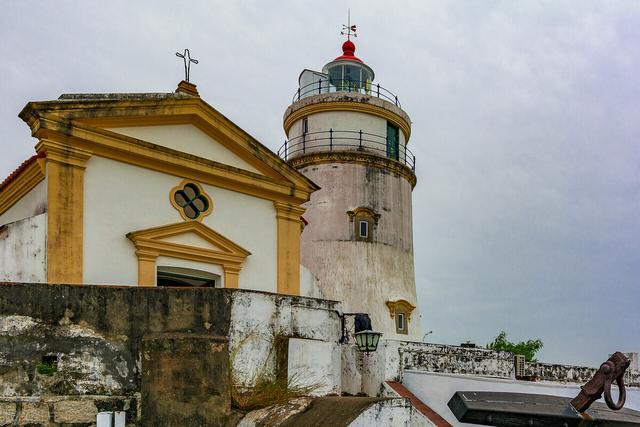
[0,213,46,283]
[107,124,261,174]
[83,156,277,291]
[0,178,47,227]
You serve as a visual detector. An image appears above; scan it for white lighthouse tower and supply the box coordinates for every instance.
[279,28,422,340]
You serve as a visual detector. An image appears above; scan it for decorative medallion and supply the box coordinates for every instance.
[170,181,212,221]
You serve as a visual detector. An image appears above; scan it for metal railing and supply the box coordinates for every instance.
[277,129,416,171]
[293,79,401,107]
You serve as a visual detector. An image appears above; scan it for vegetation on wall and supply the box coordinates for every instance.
[229,334,323,411]
[486,331,544,362]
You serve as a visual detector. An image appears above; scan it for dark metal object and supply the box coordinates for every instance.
[571,352,630,413]
[337,312,382,353]
[448,391,640,426]
[175,49,199,82]
[276,129,416,170]
[293,79,401,106]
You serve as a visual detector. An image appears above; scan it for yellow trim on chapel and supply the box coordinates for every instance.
[28,114,314,205]
[36,139,92,284]
[126,221,251,288]
[0,158,45,216]
[169,180,213,222]
[16,93,315,295]
[274,202,305,295]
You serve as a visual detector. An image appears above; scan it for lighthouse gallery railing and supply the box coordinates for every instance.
[277,129,416,171]
[293,79,401,107]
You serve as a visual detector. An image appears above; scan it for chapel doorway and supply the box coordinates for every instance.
[156,266,221,288]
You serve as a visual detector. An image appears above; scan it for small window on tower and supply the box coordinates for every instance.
[347,207,379,243]
[396,312,407,334]
[302,117,309,134]
[359,220,368,238]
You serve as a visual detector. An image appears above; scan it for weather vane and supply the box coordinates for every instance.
[175,49,199,82]
[341,9,357,40]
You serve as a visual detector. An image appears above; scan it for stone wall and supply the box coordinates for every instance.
[342,340,515,397]
[525,361,640,386]
[0,282,342,426]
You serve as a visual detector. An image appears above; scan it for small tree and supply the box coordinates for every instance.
[486,331,543,362]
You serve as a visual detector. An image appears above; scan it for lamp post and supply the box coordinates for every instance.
[338,312,382,353]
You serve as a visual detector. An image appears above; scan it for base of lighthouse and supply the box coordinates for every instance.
[298,161,422,340]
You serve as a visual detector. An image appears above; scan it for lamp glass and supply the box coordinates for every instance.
[354,330,382,353]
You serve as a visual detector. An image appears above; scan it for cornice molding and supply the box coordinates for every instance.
[283,98,411,142]
[31,114,314,205]
[288,151,417,188]
[0,160,45,216]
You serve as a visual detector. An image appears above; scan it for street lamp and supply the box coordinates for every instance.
[338,312,382,353]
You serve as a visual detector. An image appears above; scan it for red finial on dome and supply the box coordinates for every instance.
[335,39,362,62]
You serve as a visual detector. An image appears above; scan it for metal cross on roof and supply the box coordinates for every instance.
[175,49,199,82]
[341,9,357,40]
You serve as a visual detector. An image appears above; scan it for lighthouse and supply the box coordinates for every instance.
[279,30,421,340]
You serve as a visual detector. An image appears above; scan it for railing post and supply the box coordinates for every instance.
[395,95,398,106]
[329,128,333,151]
[318,80,322,94]
[297,88,301,101]
[359,130,363,150]
[377,84,380,97]
[413,155,416,171]
[284,140,288,160]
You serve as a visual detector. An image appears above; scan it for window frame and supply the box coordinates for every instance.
[359,220,369,238]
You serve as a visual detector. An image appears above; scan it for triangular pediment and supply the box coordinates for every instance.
[106,123,262,174]
[126,221,250,261]
[19,92,319,205]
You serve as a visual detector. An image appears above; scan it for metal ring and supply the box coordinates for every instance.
[604,374,626,410]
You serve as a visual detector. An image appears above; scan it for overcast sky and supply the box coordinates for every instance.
[1,1,638,366]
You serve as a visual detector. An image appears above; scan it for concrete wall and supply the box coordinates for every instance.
[0,178,47,227]
[0,283,343,425]
[109,124,260,174]
[83,156,277,292]
[348,398,413,427]
[228,290,341,388]
[341,340,515,397]
[298,162,420,340]
[0,214,46,283]
[525,361,640,387]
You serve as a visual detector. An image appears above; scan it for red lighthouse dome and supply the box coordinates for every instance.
[334,39,363,63]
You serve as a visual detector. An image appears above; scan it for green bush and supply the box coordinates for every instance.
[36,361,57,376]
[486,331,543,362]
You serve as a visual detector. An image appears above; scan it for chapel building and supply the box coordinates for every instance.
[0,82,317,296]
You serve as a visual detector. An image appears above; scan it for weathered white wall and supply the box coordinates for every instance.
[228,290,342,389]
[348,398,413,427]
[288,338,341,395]
[299,163,420,340]
[299,264,324,299]
[0,214,46,283]
[0,179,47,227]
[108,124,260,174]
[83,156,277,291]
[402,371,640,427]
